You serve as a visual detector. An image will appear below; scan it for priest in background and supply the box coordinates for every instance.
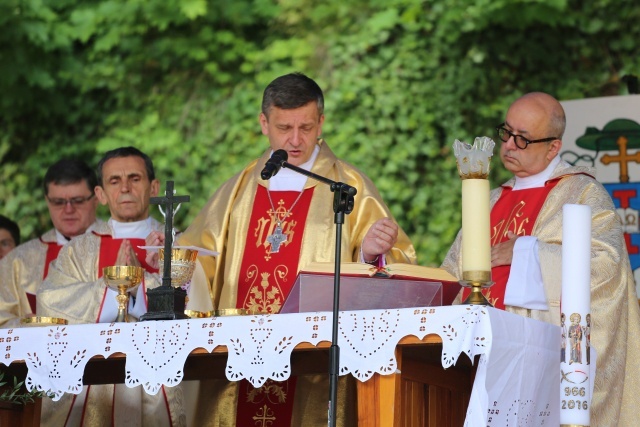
[170,72,416,426]
[441,92,640,425]
[37,147,194,427]
[0,215,20,260]
[0,159,102,328]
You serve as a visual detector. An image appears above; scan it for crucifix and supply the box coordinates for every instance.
[140,180,191,321]
[266,225,287,253]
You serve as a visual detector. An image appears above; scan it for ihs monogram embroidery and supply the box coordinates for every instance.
[492,200,528,244]
[263,191,303,258]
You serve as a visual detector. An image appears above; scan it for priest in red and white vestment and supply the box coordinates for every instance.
[175,73,417,426]
[442,92,640,426]
[37,148,197,427]
[0,159,102,328]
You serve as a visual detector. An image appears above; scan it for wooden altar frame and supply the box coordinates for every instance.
[0,334,474,427]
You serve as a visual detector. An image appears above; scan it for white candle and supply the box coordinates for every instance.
[560,204,591,426]
[461,179,491,275]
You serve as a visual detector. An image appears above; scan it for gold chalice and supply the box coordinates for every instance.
[103,266,144,322]
[158,248,198,288]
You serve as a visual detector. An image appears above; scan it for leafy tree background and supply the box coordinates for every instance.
[1,0,638,265]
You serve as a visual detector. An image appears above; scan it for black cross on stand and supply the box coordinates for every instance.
[140,180,191,321]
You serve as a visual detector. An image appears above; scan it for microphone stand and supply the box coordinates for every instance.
[275,160,355,427]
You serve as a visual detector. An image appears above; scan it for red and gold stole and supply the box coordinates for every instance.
[77,233,161,421]
[235,185,315,427]
[463,179,559,309]
[31,239,63,314]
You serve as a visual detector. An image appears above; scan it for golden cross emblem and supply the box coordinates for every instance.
[252,404,276,426]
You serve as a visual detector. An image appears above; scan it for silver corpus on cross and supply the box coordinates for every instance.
[265,189,304,253]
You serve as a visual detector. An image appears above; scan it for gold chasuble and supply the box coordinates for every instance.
[442,162,640,426]
[235,186,314,426]
[37,219,185,427]
[179,140,416,427]
[0,227,76,328]
[31,238,62,312]
[462,180,559,308]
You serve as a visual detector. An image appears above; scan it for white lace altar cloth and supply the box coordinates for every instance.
[0,305,559,426]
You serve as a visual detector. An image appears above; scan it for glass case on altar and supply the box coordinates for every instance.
[280,272,450,314]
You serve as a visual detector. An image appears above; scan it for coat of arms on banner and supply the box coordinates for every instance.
[561,95,640,295]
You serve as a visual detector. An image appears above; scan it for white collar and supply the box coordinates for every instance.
[268,145,320,192]
[109,217,154,239]
[512,156,560,190]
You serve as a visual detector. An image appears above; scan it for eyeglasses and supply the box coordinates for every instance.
[496,123,558,150]
[47,194,95,208]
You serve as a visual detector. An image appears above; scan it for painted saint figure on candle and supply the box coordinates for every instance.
[584,313,591,365]
[568,313,582,364]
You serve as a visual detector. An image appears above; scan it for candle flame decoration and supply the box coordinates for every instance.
[453,136,495,179]
[454,136,495,305]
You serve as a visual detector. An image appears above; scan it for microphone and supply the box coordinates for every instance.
[261,149,288,180]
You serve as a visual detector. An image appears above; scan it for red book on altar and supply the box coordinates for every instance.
[280,262,460,314]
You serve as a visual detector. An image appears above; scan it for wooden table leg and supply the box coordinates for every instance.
[357,347,403,427]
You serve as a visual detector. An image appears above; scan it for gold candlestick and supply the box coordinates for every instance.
[103,266,144,322]
[453,137,495,306]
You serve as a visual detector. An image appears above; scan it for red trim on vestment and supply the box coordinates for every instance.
[234,186,314,426]
[30,239,63,314]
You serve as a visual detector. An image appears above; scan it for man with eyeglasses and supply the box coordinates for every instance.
[36,146,195,427]
[0,159,103,328]
[442,92,640,425]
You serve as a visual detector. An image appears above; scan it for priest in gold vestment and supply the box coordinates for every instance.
[37,148,191,427]
[442,92,640,426]
[173,73,416,426]
[0,159,102,328]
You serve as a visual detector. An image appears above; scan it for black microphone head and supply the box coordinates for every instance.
[273,149,288,162]
[261,149,289,180]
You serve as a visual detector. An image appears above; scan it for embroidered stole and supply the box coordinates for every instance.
[73,233,161,427]
[31,239,63,314]
[235,185,315,427]
[463,180,559,308]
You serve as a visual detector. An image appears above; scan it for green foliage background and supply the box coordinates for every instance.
[1,0,638,265]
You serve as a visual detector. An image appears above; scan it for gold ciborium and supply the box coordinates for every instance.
[158,248,198,288]
[103,266,144,322]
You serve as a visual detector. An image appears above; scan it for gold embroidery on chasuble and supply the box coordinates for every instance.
[491,200,529,244]
[235,185,314,426]
[237,186,314,313]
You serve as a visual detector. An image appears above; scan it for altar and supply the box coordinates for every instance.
[0,305,559,426]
